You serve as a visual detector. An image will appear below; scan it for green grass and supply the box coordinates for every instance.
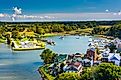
[0,38,5,43]
[99,25,112,28]
[41,33,58,37]
[21,37,29,41]
[79,28,93,34]
[39,65,55,80]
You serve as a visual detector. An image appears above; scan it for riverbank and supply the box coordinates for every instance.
[38,65,55,80]
[0,38,5,43]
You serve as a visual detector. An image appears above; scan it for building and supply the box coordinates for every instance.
[85,48,98,61]
[83,58,93,67]
[108,53,120,66]
[63,62,83,73]
[101,53,120,66]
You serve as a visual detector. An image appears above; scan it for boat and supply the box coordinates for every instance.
[76,37,80,39]
[59,36,64,40]
[47,40,56,45]
[88,38,93,42]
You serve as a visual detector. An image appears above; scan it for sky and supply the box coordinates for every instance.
[1,0,121,21]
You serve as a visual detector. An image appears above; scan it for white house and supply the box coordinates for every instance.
[63,62,83,73]
[108,53,120,66]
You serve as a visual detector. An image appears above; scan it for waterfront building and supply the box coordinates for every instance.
[85,48,98,61]
[83,58,93,67]
[101,53,120,66]
[63,62,83,73]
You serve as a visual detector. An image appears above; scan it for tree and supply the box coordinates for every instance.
[60,63,65,73]
[94,63,121,80]
[107,24,121,38]
[40,49,57,64]
[6,34,11,44]
[37,28,45,35]
[55,72,81,80]
[80,67,95,80]
[81,63,121,80]
[12,31,19,38]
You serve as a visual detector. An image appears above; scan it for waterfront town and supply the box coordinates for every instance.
[0,21,121,80]
[1,0,121,80]
[39,36,121,80]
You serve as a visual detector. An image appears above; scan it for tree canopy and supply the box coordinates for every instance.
[40,49,57,64]
[81,63,121,80]
[55,72,81,80]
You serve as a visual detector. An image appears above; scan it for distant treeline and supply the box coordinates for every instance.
[1,20,121,25]
[0,21,121,38]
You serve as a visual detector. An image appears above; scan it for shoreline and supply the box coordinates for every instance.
[38,65,55,80]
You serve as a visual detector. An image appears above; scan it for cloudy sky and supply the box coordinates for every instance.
[1,0,121,21]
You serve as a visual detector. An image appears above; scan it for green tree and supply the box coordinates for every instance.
[55,72,81,80]
[107,24,121,38]
[80,67,95,80]
[40,49,57,64]
[37,28,45,35]
[94,63,121,80]
[12,31,19,38]
[81,63,121,80]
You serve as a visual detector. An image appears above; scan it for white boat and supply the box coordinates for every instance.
[88,38,93,42]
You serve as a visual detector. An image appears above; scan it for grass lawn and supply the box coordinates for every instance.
[0,38,5,43]
[99,25,112,28]
[79,28,93,34]
[21,37,29,41]
[39,65,55,80]
[42,33,57,37]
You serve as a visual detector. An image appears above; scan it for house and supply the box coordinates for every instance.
[108,53,120,66]
[63,62,83,73]
[67,54,75,60]
[83,58,93,67]
[85,48,98,61]
[101,53,120,66]
[74,53,82,58]
[101,52,109,62]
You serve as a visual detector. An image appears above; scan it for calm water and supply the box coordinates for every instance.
[0,36,90,80]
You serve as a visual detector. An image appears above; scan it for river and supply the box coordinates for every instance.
[0,35,90,80]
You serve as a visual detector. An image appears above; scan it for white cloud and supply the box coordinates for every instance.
[0,13,8,17]
[11,7,22,21]
[0,13,5,17]
[105,9,109,12]
[12,17,15,21]
[1,12,121,21]
[113,13,117,15]
[13,7,22,15]
[16,15,54,19]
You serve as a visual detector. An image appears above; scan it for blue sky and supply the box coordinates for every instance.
[0,0,121,21]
